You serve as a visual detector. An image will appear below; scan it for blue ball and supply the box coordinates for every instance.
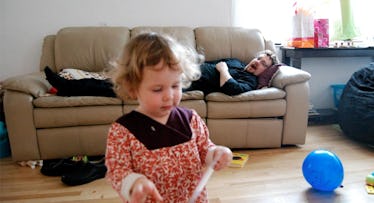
[302,149,344,191]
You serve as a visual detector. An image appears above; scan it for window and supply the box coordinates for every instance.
[232,0,295,44]
[232,0,374,46]
[350,0,374,43]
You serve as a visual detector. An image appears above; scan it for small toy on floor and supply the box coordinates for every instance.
[366,172,374,194]
[18,160,43,169]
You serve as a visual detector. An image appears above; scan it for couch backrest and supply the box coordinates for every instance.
[195,27,275,64]
[40,26,275,72]
[131,26,196,49]
[41,27,130,73]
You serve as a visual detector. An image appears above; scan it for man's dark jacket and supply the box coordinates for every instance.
[185,58,257,96]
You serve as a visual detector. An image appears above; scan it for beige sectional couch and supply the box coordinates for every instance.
[3,26,311,161]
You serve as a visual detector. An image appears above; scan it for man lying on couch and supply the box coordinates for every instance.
[44,50,280,97]
[184,50,280,95]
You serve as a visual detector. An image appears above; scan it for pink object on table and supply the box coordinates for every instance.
[314,19,329,48]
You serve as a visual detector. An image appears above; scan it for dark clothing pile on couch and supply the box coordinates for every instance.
[44,66,116,97]
[184,58,257,95]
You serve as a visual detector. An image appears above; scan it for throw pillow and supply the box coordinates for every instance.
[257,64,281,89]
[58,68,108,80]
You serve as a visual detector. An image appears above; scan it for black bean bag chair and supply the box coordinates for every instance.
[338,63,374,145]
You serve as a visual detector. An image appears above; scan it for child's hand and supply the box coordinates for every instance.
[130,177,163,203]
[212,146,233,171]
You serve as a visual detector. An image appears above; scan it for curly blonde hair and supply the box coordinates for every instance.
[111,32,203,100]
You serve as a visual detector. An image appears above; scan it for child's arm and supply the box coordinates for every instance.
[105,123,161,202]
[211,146,232,171]
[129,177,163,203]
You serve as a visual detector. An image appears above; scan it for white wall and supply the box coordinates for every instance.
[1,0,232,81]
[302,57,372,109]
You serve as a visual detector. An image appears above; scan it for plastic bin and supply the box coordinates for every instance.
[0,121,11,158]
[330,84,346,109]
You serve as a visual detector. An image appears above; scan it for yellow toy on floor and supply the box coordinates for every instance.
[366,172,374,194]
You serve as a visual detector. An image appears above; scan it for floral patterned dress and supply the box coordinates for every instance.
[105,107,215,203]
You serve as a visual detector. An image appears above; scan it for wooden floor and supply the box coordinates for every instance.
[0,125,373,203]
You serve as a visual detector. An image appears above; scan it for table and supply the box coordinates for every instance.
[281,47,374,69]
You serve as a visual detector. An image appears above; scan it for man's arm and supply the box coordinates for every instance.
[216,62,232,87]
[220,78,257,96]
[216,62,257,96]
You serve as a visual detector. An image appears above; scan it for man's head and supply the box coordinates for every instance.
[245,50,278,76]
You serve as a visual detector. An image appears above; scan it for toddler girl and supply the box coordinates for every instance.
[105,32,232,203]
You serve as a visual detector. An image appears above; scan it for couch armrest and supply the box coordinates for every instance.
[2,72,51,98]
[281,79,310,145]
[4,90,40,161]
[268,65,311,145]
[272,66,311,89]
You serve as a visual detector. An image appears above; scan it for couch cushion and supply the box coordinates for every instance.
[34,106,122,128]
[37,125,110,159]
[54,27,130,72]
[207,99,286,118]
[205,87,285,102]
[33,95,122,108]
[33,95,123,128]
[205,88,286,118]
[208,118,283,148]
[195,27,267,64]
[131,26,196,50]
